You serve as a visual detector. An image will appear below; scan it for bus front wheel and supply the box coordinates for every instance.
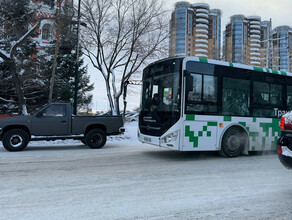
[220,127,246,157]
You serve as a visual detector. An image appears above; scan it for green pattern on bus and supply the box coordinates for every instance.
[185,115,280,150]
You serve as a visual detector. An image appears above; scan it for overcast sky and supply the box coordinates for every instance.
[88,0,292,112]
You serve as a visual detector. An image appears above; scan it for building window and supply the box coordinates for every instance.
[42,24,52,40]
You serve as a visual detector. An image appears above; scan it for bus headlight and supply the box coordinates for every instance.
[161,131,178,143]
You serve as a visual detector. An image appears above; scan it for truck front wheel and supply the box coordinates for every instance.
[2,129,29,152]
[85,128,106,149]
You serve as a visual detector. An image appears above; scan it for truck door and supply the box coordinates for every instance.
[31,104,69,136]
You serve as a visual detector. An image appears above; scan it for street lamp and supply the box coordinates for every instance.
[73,0,81,115]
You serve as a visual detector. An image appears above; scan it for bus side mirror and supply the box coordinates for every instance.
[184,71,193,92]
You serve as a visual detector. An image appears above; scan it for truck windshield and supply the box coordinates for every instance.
[139,58,182,136]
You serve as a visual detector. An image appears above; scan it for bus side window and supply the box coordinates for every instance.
[287,86,292,110]
[253,82,282,105]
[188,74,202,102]
[203,75,217,102]
[270,84,281,105]
[253,82,269,104]
[222,77,250,116]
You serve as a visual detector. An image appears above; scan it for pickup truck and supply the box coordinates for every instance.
[277,113,292,169]
[0,103,124,152]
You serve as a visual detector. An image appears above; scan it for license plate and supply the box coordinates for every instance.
[144,137,151,142]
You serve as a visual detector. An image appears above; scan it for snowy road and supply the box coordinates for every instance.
[0,141,291,220]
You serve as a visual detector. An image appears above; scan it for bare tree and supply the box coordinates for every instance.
[81,0,168,115]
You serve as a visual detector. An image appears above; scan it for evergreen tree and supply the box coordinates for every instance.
[0,0,93,113]
[53,49,94,110]
[0,0,52,114]
[0,62,17,114]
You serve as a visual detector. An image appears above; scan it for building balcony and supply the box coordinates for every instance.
[195,38,208,43]
[250,43,260,47]
[195,53,208,58]
[193,3,210,10]
[195,29,208,34]
[196,24,208,29]
[250,21,261,25]
[250,39,260,43]
[250,29,261,34]
[196,8,209,14]
[196,18,209,24]
[250,25,260,29]
[250,34,260,39]
[250,48,260,51]
[195,48,208,53]
[196,13,209,19]
[250,52,261,56]
[250,57,261,60]
[195,44,208,48]
[250,61,261,65]
[196,34,208,39]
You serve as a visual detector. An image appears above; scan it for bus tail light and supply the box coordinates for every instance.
[280,117,285,130]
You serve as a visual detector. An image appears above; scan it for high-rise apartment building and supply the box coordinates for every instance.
[271,26,292,72]
[223,15,271,67]
[169,2,221,59]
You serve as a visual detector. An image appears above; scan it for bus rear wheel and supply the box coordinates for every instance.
[220,127,246,157]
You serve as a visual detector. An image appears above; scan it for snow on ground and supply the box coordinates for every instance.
[0,141,291,220]
[0,122,138,148]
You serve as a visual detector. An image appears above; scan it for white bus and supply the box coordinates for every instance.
[138,57,292,157]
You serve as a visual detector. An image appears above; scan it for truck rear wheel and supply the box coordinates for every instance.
[85,128,106,149]
[2,129,29,152]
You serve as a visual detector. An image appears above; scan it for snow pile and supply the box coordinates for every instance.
[107,121,138,142]
[0,122,138,148]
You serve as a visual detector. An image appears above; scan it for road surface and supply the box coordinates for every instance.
[0,141,291,220]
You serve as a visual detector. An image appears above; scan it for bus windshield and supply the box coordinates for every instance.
[139,58,182,136]
[141,72,180,113]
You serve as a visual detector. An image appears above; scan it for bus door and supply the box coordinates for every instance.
[183,116,218,151]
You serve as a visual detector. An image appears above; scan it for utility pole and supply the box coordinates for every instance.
[260,36,288,69]
[73,0,81,115]
[49,0,62,103]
